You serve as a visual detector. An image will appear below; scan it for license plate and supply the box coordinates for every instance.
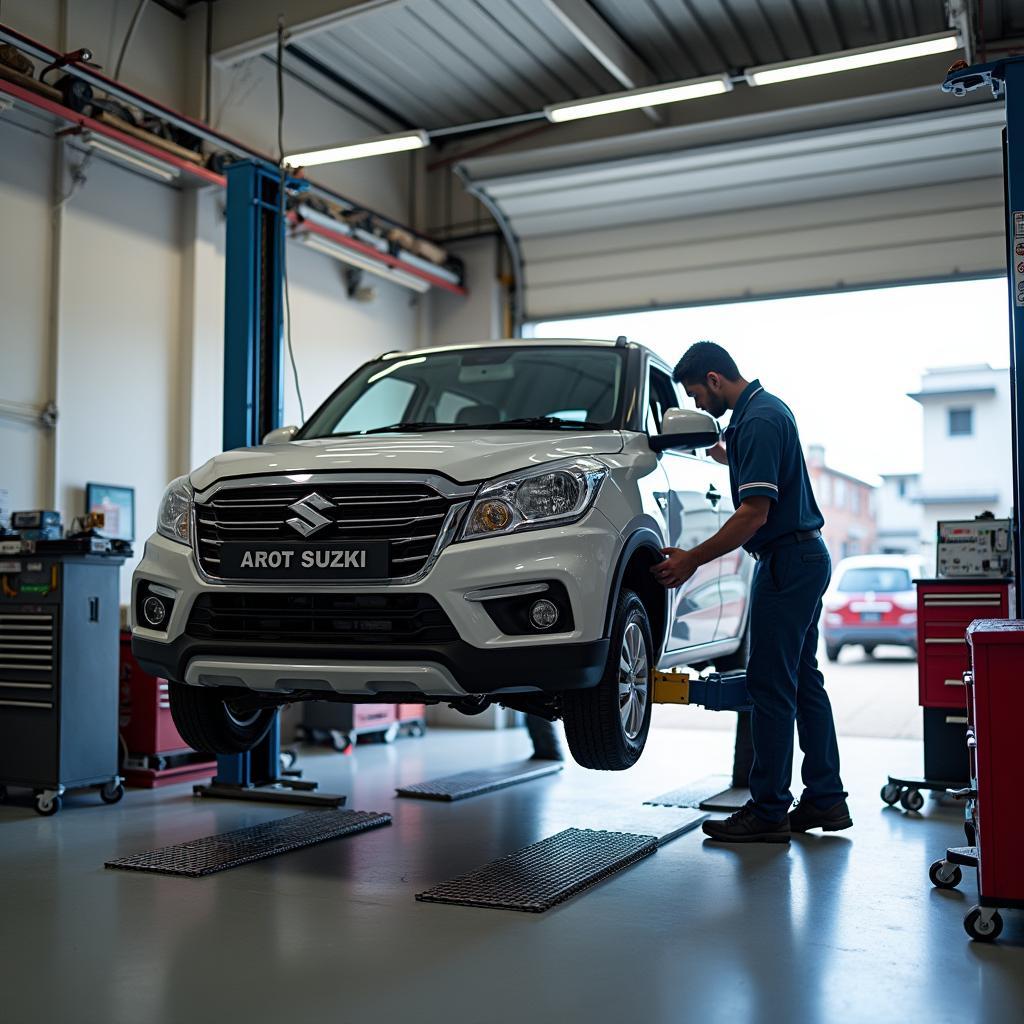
[219,542,389,580]
[860,612,882,623]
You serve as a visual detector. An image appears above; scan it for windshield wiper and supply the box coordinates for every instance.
[472,416,604,430]
[359,421,472,434]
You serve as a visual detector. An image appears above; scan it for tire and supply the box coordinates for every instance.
[929,859,962,890]
[563,589,652,771]
[825,644,841,662]
[880,783,900,805]
[964,906,1003,942]
[100,781,125,805]
[863,645,877,658]
[168,681,275,755]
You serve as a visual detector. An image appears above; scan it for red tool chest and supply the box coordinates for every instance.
[119,632,215,788]
[917,580,1012,709]
[966,620,1024,912]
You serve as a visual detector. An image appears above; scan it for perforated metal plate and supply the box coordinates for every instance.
[105,810,391,877]
[416,828,658,912]
[396,760,562,801]
[645,774,749,811]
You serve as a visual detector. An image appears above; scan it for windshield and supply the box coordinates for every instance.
[838,567,912,593]
[298,346,627,438]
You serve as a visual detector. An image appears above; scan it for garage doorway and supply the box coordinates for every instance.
[531,276,1011,741]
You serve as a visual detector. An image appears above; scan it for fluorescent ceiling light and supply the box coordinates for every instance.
[294,230,432,294]
[79,131,179,182]
[545,75,731,123]
[286,129,430,167]
[746,32,959,87]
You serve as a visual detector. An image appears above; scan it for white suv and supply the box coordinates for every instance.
[132,339,753,770]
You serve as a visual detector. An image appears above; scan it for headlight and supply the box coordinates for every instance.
[460,458,606,541]
[157,476,193,544]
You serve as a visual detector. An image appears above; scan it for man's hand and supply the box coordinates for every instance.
[651,547,699,589]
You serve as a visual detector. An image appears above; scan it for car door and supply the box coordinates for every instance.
[646,363,722,653]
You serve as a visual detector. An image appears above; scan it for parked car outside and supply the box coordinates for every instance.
[131,339,754,771]
[822,554,923,661]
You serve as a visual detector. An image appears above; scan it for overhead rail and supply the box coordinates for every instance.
[0,22,464,295]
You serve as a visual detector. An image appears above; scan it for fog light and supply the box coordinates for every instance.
[529,598,559,630]
[143,595,168,628]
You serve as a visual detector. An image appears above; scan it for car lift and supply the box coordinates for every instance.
[921,52,1024,940]
[192,160,344,808]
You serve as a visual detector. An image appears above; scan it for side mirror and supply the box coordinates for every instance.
[262,425,299,445]
[649,408,721,453]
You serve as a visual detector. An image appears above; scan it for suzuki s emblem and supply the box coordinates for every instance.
[286,493,334,537]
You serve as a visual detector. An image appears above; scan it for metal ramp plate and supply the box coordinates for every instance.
[396,760,562,801]
[105,809,391,877]
[645,774,750,812]
[416,827,657,912]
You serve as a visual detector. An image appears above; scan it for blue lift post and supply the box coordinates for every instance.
[194,160,344,807]
[943,57,1024,615]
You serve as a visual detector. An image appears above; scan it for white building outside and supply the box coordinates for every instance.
[907,364,1013,573]
[876,473,923,555]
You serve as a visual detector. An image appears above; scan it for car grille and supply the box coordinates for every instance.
[193,480,462,580]
[186,592,458,645]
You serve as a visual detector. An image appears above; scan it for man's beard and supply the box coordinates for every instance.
[708,396,728,419]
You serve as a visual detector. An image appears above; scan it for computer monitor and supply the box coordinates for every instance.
[86,483,135,542]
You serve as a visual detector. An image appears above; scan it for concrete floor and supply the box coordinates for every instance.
[2,724,1022,1024]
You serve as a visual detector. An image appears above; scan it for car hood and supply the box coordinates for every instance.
[189,430,626,491]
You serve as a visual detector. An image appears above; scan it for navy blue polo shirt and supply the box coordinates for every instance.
[723,380,824,555]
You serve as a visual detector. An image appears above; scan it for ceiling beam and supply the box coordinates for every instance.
[209,0,405,65]
[543,0,664,124]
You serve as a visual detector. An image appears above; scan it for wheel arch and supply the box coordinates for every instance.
[606,528,669,661]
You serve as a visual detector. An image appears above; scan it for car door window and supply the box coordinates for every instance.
[647,367,677,434]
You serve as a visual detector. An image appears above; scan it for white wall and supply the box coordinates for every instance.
[0,1,423,604]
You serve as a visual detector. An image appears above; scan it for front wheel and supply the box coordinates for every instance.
[563,589,652,771]
[168,682,275,754]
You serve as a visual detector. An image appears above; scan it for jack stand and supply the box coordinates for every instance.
[193,710,346,808]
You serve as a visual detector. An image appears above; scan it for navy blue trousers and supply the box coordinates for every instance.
[745,536,846,821]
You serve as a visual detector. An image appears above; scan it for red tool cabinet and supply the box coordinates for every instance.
[965,621,1024,920]
[917,579,1012,708]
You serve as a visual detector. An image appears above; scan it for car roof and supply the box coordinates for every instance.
[834,554,922,572]
[380,338,652,360]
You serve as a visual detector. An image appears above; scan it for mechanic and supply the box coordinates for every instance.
[652,341,851,843]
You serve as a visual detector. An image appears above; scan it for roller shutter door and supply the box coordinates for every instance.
[459,103,1005,321]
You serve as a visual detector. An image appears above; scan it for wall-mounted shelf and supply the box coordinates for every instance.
[0,22,466,296]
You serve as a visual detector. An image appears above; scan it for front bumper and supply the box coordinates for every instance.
[131,513,618,697]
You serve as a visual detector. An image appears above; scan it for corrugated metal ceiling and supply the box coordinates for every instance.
[291,0,956,131]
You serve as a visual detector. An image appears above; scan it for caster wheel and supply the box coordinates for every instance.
[329,730,353,754]
[410,723,426,738]
[881,783,900,806]
[383,723,400,744]
[35,794,61,817]
[900,788,924,812]
[964,906,1003,942]
[929,859,962,890]
[100,782,125,805]
[280,749,298,771]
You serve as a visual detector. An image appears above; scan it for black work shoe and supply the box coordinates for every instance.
[789,798,853,833]
[701,802,791,843]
